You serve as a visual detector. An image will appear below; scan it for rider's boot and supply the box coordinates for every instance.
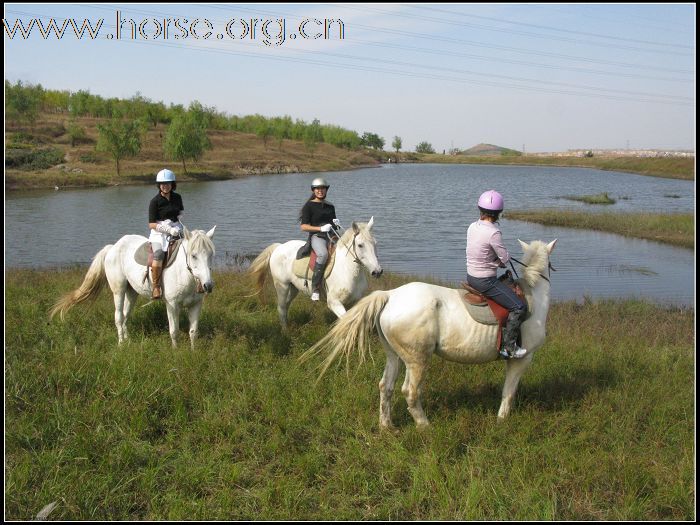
[311,263,325,301]
[500,308,528,359]
[151,263,163,300]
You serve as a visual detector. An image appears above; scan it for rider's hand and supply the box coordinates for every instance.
[332,219,341,227]
[169,227,181,237]
[320,224,332,232]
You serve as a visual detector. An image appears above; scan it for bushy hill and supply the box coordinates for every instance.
[5,112,381,191]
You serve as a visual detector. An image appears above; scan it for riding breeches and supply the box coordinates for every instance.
[311,234,329,265]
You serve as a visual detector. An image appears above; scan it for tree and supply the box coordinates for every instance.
[96,117,144,176]
[415,141,435,154]
[392,136,402,153]
[5,80,43,126]
[163,112,212,174]
[360,131,385,150]
[304,118,323,156]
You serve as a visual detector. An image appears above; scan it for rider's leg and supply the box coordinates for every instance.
[467,275,527,358]
[151,242,165,299]
[310,234,328,301]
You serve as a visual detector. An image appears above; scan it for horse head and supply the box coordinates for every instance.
[183,226,217,293]
[517,239,557,288]
[349,216,383,278]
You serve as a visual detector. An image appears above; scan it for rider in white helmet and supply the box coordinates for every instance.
[148,169,184,299]
[299,177,340,301]
[466,190,528,359]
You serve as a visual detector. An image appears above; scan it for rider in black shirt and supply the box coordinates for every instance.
[148,169,184,299]
[299,177,339,300]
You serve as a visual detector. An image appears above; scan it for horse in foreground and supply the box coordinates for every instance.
[303,239,557,429]
[50,227,216,349]
[248,218,383,329]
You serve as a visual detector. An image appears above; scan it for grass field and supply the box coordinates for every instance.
[5,267,695,520]
[505,210,694,249]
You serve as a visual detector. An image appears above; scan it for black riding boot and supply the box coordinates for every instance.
[311,263,325,300]
[500,308,528,359]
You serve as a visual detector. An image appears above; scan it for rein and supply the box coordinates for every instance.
[510,256,556,283]
[331,225,361,264]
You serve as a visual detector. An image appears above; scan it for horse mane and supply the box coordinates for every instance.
[340,222,374,244]
[188,229,215,256]
[521,240,548,288]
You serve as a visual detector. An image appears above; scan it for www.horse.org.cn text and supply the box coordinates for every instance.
[3,11,346,47]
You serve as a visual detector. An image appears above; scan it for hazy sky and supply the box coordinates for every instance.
[4,3,696,152]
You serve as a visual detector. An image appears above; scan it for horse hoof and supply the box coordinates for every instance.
[380,424,400,436]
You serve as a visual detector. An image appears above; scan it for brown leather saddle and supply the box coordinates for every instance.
[292,242,337,281]
[461,271,528,351]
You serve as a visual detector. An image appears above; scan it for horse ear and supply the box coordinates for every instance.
[207,225,216,239]
[546,239,557,254]
[367,216,374,229]
[518,239,528,251]
[352,221,360,234]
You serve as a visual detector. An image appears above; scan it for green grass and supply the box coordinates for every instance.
[406,153,695,180]
[506,210,694,249]
[5,268,695,520]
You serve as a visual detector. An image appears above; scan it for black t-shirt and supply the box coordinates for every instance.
[301,200,337,241]
[149,192,184,223]
[300,200,336,227]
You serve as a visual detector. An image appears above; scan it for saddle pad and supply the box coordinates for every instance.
[134,239,182,268]
[292,250,336,280]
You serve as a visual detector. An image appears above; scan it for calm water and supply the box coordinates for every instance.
[5,163,695,306]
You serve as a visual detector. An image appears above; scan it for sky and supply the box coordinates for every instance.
[3,3,696,153]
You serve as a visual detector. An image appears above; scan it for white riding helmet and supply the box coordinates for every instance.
[156,169,176,183]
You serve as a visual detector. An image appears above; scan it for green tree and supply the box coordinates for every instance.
[163,112,212,174]
[96,118,144,176]
[5,80,43,126]
[392,136,402,153]
[361,131,385,150]
[304,118,323,156]
[415,141,435,154]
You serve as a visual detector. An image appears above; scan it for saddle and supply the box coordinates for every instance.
[134,238,182,268]
[460,271,529,351]
[136,238,183,286]
[292,242,337,281]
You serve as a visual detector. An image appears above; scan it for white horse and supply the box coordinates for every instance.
[50,227,216,349]
[248,218,383,329]
[303,239,557,429]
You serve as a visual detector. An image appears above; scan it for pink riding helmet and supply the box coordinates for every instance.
[477,190,504,211]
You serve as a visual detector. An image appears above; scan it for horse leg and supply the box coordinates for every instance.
[120,286,139,342]
[378,345,402,431]
[273,280,296,330]
[326,296,347,318]
[187,299,204,350]
[165,303,180,348]
[112,289,127,345]
[497,355,533,420]
[404,362,430,428]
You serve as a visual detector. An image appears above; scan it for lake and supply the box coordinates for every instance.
[5,163,695,306]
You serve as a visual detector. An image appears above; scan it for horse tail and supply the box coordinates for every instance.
[49,244,112,321]
[301,290,391,380]
[247,243,280,301]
